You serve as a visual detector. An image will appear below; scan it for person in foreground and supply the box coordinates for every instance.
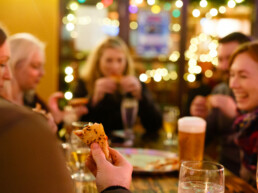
[229,41,258,186]
[86,143,132,193]
[0,26,132,193]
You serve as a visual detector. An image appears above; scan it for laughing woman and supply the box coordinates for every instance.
[229,41,258,186]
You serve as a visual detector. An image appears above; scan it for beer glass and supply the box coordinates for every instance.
[163,106,179,146]
[121,96,138,147]
[178,116,206,162]
[178,161,225,193]
[70,121,95,182]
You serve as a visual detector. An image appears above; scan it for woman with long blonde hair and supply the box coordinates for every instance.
[73,36,162,138]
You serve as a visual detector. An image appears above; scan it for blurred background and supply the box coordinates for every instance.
[0,0,257,115]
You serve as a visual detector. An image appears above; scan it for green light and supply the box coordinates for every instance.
[164,2,172,11]
[78,0,86,3]
[172,9,181,18]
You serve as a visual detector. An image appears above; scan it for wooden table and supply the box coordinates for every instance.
[73,131,257,193]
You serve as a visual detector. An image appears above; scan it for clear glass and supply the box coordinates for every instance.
[121,97,138,147]
[70,121,95,182]
[163,106,179,146]
[178,161,225,193]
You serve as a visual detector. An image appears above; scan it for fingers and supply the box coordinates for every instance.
[109,148,131,167]
[86,153,97,176]
[90,143,108,168]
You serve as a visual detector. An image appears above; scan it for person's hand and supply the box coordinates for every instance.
[209,94,237,118]
[48,92,88,124]
[92,77,118,106]
[45,113,58,134]
[190,95,209,119]
[86,143,132,192]
[120,76,142,100]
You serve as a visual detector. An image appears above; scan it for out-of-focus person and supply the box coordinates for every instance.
[0,26,132,193]
[72,36,162,139]
[190,32,251,175]
[5,33,87,133]
[229,41,258,186]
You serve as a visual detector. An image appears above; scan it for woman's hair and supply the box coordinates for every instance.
[0,24,8,46]
[8,33,45,73]
[80,36,135,96]
[229,41,258,67]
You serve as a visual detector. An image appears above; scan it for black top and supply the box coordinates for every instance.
[71,79,162,138]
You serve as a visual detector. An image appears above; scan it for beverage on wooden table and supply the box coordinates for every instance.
[178,117,206,161]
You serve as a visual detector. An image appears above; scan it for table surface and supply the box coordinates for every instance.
[73,130,258,193]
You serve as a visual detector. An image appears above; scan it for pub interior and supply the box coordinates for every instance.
[0,0,258,193]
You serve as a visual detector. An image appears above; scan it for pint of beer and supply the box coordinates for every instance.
[178,117,206,162]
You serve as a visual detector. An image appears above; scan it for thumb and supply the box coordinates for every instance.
[91,143,107,167]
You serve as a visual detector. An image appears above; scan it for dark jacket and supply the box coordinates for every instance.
[72,79,162,138]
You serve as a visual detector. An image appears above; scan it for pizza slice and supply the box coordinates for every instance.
[73,123,110,161]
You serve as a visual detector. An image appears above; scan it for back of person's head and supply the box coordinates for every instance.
[8,33,45,72]
[81,36,134,95]
[0,24,8,46]
[219,32,251,45]
[229,41,258,66]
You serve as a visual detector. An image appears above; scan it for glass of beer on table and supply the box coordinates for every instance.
[178,117,206,162]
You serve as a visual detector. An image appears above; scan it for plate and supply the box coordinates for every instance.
[115,148,179,174]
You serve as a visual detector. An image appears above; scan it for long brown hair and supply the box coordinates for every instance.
[80,36,135,96]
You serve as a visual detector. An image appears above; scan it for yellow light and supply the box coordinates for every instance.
[154,74,162,82]
[228,0,236,8]
[96,2,104,9]
[62,17,68,24]
[219,6,226,14]
[192,9,200,17]
[146,70,151,76]
[189,44,198,53]
[208,42,218,50]
[130,21,138,30]
[205,12,212,19]
[175,0,183,8]
[188,66,195,74]
[200,54,206,62]
[78,16,91,25]
[112,20,120,27]
[70,2,79,11]
[187,74,196,82]
[170,71,178,80]
[189,59,197,66]
[67,14,75,22]
[139,73,148,82]
[194,66,202,74]
[161,68,168,76]
[65,66,73,75]
[163,74,170,81]
[147,0,155,6]
[199,33,207,42]
[209,50,217,58]
[150,70,155,77]
[205,70,213,78]
[64,91,73,100]
[190,38,199,45]
[66,23,75,31]
[235,0,244,3]
[172,24,181,32]
[151,5,161,14]
[210,8,218,16]
[65,75,74,83]
[169,51,180,62]
[212,58,218,66]
[200,0,208,8]
[135,0,143,4]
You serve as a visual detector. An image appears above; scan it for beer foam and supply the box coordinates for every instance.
[178,116,206,133]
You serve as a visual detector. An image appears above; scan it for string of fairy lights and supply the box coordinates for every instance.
[62,0,246,100]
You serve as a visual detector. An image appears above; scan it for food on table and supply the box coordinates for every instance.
[73,123,110,161]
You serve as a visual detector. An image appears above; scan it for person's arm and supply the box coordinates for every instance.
[0,111,74,193]
[86,143,133,193]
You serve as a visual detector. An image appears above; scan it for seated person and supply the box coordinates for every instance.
[0,25,132,193]
[229,41,258,186]
[72,37,162,139]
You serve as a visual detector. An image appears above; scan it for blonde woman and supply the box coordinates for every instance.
[72,36,162,138]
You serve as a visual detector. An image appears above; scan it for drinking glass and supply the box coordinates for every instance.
[163,106,179,146]
[70,121,95,182]
[178,161,225,193]
[121,96,138,147]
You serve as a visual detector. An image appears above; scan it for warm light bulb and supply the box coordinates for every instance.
[200,0,208,8]
[210,8,218,16]
[228,0,236,8]
[219,6,226,14]
[192,9,200,17]
[64,92,73,100]
[175,0,183,8]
